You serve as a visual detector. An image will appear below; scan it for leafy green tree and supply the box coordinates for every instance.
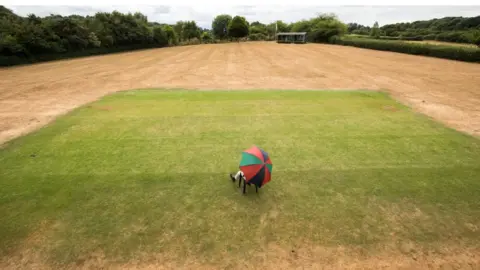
[0,34,25,55]
[201,31,213,43]
[250,21,267,35]
[0,5,18,18]
[290,20,312,33]
[228,16,249,40]
[378,16,480,44]
[264,20,289,40]
[88,32,101,47]
[307,14,348,43]
[212,14,232,39]
[182,21,201,40]
[370,21,380,38]
[152,26,168,46]
[287,14,347,43]
[162,25,177,45]
[347,23,371,35]
[0,6,174,66]
[173,21,185,42]
[249,33,267,41]
[276,20,289,32]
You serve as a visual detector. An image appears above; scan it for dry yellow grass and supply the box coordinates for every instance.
[1,41,480,146]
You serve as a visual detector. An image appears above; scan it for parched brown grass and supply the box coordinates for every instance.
[2,223,479,270]
[1,42,480,146]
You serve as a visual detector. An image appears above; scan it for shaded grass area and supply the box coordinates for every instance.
[1,90,480,266]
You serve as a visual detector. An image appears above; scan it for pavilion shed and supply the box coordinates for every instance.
[276,32,307,44]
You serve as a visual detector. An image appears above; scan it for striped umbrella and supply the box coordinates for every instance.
[239,145,273,188]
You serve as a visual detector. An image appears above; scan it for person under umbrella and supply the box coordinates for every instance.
[230,145,272,194]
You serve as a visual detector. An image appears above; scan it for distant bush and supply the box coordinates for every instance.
[211,39,231,44]
[331,37,480,63]
[179,38,201,46]
[346,35,401,41]
[435,32,472,44]
[248,33,267,41]
[201,32,213,43]
[309,15,347,43]
[289,14,347,44]
[379,36,400,40]
[399,36,424,41]
[423,34,437,40]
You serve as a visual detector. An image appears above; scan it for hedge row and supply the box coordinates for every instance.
[0,44,167,67]
[248,33,267,41]
[330,37,480,63]
[349,35,417,41]
[0,39,231,67]
[347,33,480,44]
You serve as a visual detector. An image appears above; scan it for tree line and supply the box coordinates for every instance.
[212,12,347,43]
[0,6,350,66]
[1,5,479,66]
[0,6,209,66]
[347,16,480,45]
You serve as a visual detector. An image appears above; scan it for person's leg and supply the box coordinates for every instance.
[235,171,244,187]
[234,171,242,181]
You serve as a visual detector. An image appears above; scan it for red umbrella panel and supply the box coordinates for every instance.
[239,146,272,188]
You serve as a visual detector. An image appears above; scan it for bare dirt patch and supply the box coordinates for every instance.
[0,220,61,270]
[3,199,478,270]
[1,42,480,145]
[2,242,479,270]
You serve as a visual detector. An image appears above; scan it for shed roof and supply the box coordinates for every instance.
[276,32,307,36]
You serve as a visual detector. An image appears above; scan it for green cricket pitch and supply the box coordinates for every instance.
[1,90,479,269]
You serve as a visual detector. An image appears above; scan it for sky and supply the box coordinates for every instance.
[6,5,480,29]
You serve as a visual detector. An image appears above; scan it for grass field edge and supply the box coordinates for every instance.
[2,87,477,150]
[0,88,387,149]
[116,87,389,93]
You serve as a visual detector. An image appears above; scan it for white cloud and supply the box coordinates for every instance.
[5,5,480,29]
